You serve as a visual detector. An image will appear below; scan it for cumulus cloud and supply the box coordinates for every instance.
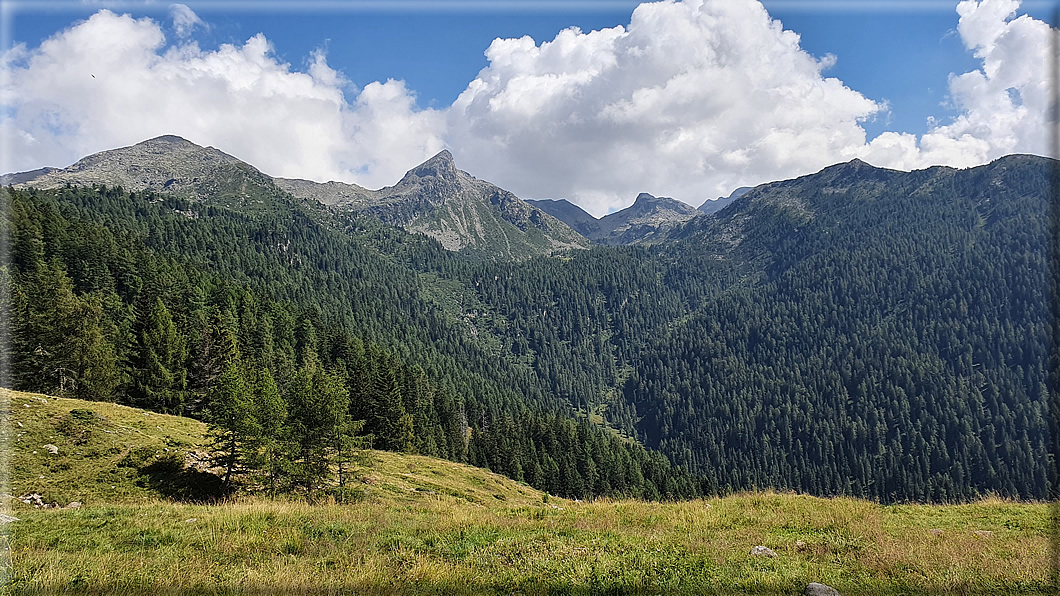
[859,0,1056,170]
[1,0,1054,215]
[169,4,206,38]
[0,10,445,188]
[449,0,1056,214]
[449,0,887,215]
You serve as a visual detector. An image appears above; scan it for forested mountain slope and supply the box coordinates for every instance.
[2,184,704,500]
[459,155,1054,502]
[629,155,1053,501]
[5,142,1053,504]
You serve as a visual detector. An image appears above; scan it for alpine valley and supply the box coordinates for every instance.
[3,135,1053,504]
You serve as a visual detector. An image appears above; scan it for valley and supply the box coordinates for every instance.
[2,137,1052,505]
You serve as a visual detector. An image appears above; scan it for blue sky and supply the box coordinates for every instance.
[2,0,1056,214]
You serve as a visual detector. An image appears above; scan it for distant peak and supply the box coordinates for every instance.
[632,193,688,209]
[138,135,198,147]
[401,149,460,183]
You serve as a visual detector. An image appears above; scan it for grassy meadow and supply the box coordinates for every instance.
[2,389,1053,594]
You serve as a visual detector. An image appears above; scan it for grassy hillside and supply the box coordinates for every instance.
[2,390,1052,594]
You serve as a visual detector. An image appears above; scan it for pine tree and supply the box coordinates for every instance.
[69,293,121,401]
[134,297,188,414]
[287,356,352,493]
[250,367,289,493]
[206,360,259,490]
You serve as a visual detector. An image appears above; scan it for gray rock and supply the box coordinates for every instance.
[749,545,777,558]
[43,444,59,454]
[65,501,82,509]
[0,514,19,524]
[805,582,840,596]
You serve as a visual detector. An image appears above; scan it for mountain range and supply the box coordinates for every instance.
[7,136,592,261]
[3,136,1053,504]
[529,192,701,245]
[6,135,736,258]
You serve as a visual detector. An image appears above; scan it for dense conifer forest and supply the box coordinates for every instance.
[2,184,705,500]
[3,153,1053,503]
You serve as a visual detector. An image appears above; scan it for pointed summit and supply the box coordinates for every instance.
[401,149,459,184]
[139,134,197,147]
[585,192,700,245]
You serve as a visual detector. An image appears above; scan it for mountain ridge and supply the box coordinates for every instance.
[8,135,279,206]
[530,192,703,245]
[7,137,590,261]
[278,149,591,260]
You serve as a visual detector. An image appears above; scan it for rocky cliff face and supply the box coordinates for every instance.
[591,193,701,245]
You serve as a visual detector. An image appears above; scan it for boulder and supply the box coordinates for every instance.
[19,493,45,508]
[805,582,840,596]
[749,545,777,558]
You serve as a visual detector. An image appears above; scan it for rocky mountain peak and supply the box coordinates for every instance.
[400,149,460,185]
[9,134,271,204]
[623,193,698,216]
[140,134,197,148]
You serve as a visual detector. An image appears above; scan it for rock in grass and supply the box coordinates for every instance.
[749,545,777,558]
[0,514,19,524]
[805,582,840,596]
[43,444,59,455]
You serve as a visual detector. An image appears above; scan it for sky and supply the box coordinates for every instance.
[1,0,1057,216]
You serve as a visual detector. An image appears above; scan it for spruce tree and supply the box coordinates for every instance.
[206,360,259,490]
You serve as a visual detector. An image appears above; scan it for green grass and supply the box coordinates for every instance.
[2,390,1053,594]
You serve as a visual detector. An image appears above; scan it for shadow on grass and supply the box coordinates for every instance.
[136,455,230,503]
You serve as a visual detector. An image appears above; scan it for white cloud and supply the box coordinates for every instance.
[0,9,445,189]
[169,4,205,39]
[448,0,884,215]
[1,0,1054,216]
[449,0,1056,215]
[859,0,1056,170]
